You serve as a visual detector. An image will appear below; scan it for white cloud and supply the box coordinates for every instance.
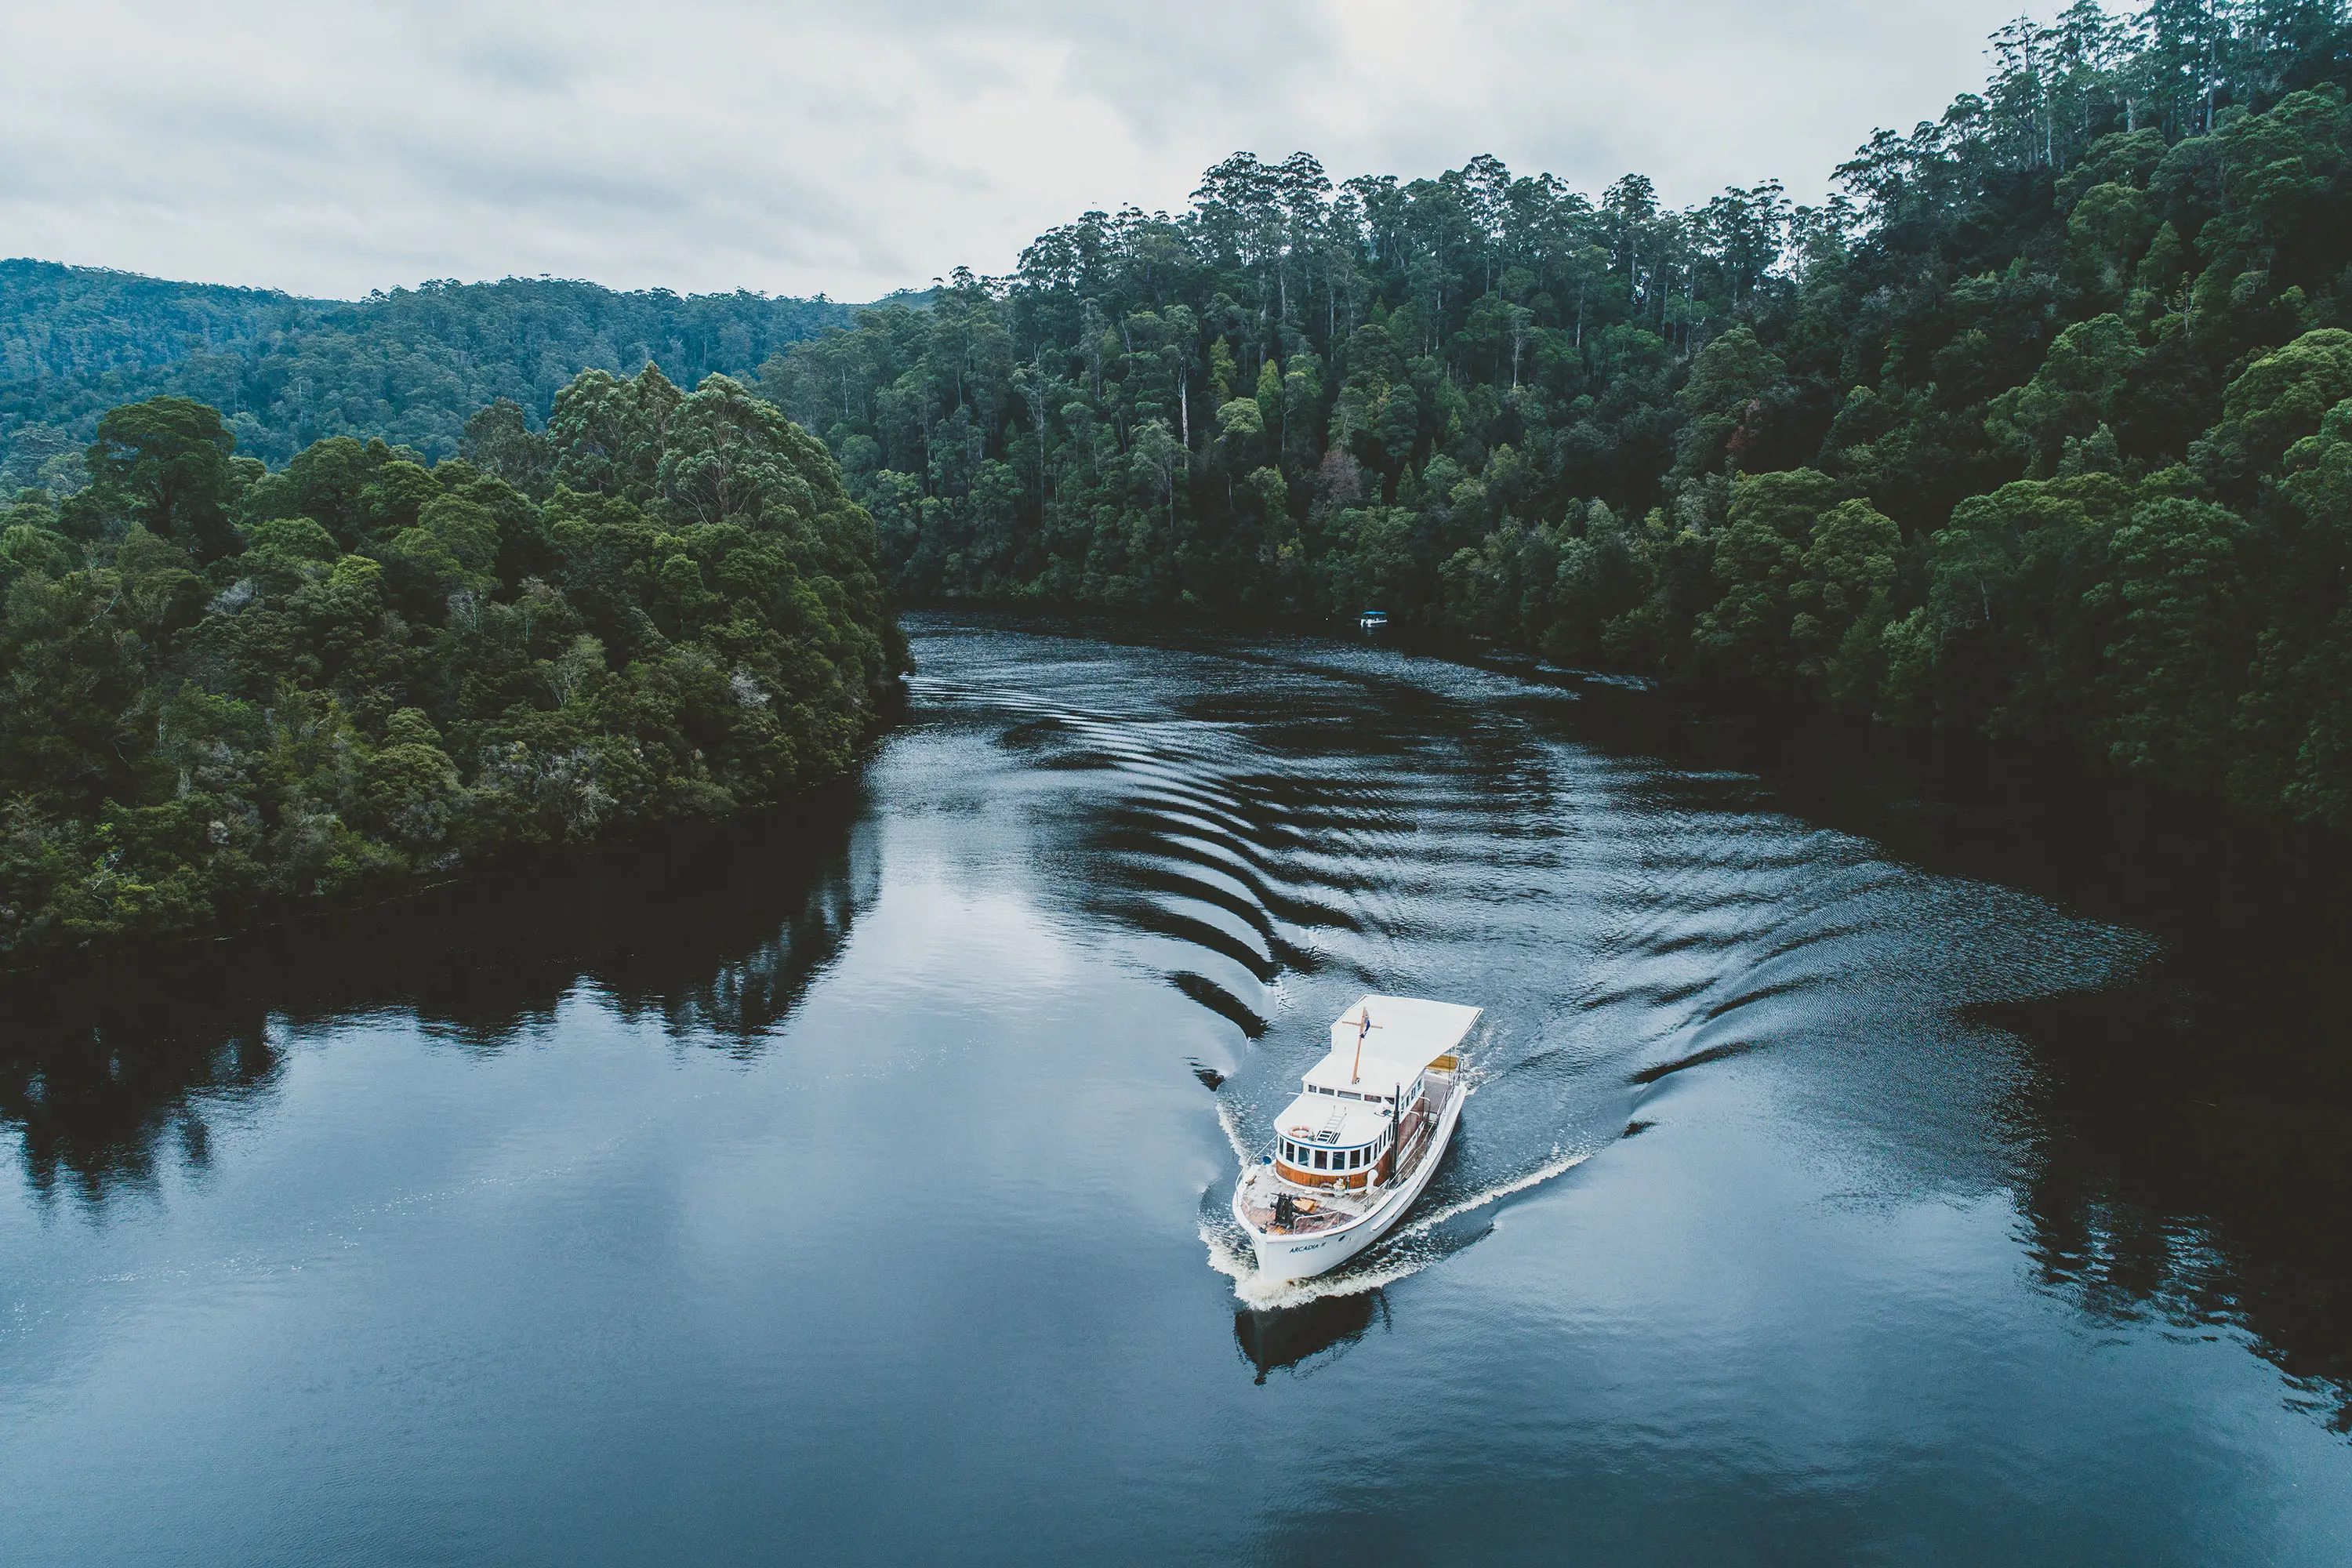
[0,0,2031,301]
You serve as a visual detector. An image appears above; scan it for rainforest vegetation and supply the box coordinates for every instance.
[0,370,902,959]
[0,267,852,475]
[9,1,2352,960]
[755,0,2352,837]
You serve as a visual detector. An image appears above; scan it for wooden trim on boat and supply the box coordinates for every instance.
[1274,1160,1370,1189]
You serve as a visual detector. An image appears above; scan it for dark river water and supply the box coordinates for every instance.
[5,616,2351,1563]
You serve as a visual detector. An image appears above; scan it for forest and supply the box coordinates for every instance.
[0,371,904,960]
[9,0,2352,964]
[754,0,2352,837]
[0,266,855,477]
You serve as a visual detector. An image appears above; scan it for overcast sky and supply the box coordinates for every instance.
[2,0,2044,303]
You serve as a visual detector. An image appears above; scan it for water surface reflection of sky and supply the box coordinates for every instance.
[2,616,2347,1563]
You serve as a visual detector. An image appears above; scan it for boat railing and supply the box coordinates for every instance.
[1387,1075,1458,1180]
[1392,1111,1433,1179]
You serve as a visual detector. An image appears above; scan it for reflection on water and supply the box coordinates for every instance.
[5,615,2351,1563]
[1235,1290,1388,1383]
[0,1008,281,1203]
[1540,659,2352,1445]
[0,790,873,1203]
[1990,978,2352,1433]
[926,619,2352,1426]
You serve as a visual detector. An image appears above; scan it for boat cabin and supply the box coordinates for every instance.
[1270,993,1480,1190]
[1272,1092,1395,1189]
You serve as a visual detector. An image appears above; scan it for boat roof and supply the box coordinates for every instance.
[1303,993,1480,1095]
[1274,1089,1389,1149]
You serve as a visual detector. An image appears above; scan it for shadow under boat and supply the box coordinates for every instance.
[1235,1289,1389,1384]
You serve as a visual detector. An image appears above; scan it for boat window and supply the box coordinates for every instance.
[1313,1149,1328,1170]
[1348,1149,1362,1168]
[1280,1141,1293,1162]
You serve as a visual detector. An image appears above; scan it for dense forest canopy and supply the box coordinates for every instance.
[9,0,2352,964]
[754,0,2352,835]
[0,266,858,477]
[0,368,904,959]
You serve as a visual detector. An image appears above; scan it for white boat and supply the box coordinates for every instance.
[1231,993,1480,1281]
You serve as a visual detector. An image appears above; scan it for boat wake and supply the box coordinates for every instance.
[926,630,2143,1317]
[1200,1130,1596,1310]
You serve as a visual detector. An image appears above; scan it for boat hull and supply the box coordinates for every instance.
[1232,1078,1464,1283]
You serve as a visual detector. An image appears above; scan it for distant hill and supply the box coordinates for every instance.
[0,261,856,480]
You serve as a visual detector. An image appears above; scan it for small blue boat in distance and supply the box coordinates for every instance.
[1358,609,1389,631]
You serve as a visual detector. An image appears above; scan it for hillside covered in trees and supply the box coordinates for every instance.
[0,266,855,479]
[0,371,903,960]
[758,1,2352,836]
[8,0,2352,966]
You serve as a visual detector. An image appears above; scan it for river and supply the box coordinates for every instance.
[3,615,2349,1563]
